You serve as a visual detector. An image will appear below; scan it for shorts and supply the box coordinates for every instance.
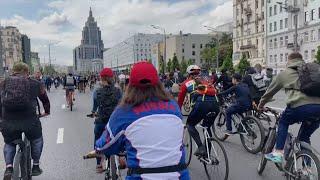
[1,120,42,144]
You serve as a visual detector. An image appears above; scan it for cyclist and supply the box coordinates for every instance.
[216,69,233,91]
[0,62,50,179]
[218,73,252,135]
[64,73,76,107]
[178,65,219,156]
[95,62,189,179]
[90,68,121,173]
[258,52,320,163]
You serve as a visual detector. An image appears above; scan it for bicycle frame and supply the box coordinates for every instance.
[197,124,216,165]
[12,133,32,180]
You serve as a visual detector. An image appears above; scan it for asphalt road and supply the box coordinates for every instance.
[0,88,319,180]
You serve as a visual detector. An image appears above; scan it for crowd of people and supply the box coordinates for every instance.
[0,51,320,180]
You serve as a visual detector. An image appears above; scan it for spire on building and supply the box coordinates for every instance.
[89,7,92,17]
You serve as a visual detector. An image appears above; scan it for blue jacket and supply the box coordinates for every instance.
[219,82,252,107]
[95,100,190,180]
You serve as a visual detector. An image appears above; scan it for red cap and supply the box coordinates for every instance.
[100,68,113,77]
[129,61,159,88]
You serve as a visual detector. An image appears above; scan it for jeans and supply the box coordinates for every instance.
[275,104,320,150]
[225,104,251,131]
[94,123,106,165]
[4,137,43,166]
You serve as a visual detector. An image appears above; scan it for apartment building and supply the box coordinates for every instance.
[233,0,266,66]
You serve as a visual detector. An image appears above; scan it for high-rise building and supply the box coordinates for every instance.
[21,34,31,67]
[73,8,104,73]
[233,0,266,66]
[266,0,320,74]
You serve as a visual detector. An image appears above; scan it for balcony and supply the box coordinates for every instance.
[287,43,300,50]
[244,7,252,16]
[240,44,256,50]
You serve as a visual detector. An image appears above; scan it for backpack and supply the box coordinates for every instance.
[250,73,267,92]
[66,76,74,86]
[171,79,180,94]
[96,86,120,123]
[293,63,320,97]
[2,76,32,111]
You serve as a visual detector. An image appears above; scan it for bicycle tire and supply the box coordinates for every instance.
[183,100,190,113]
[183,127,192,166]
[240,116,265,154]
[203,138,229,180]
[212,112,228,141]
[257,129,276,175]
[23,139,32,180]
[110,156,118,180]
[286,149,320,180]
[12,149,22,180]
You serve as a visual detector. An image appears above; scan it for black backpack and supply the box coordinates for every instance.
[293,63,320,97]
[2,76,32,111]
[96,86,120,123]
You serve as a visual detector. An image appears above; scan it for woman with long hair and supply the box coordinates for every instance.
[95,61,190,179]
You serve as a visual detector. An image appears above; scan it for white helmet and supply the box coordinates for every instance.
[186,65,201,74]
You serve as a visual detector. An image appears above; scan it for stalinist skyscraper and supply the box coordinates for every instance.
[73,8,104,73]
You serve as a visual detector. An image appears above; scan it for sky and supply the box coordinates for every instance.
[0,0,233,66]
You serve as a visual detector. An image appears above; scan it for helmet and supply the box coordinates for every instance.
[186,65,201,75]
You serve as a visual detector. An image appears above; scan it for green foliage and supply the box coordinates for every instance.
[180,58,188,74]
[220,55,233,71]
[171,54,180,71]
[43,65,56,75]
[201,47,216,66]
[167,59,172,73]
[236,56,250,75]
[187,59,193,66]
[316,46,320,64]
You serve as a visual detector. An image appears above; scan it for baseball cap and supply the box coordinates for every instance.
[100,68,113,77]
[129,61,159,88]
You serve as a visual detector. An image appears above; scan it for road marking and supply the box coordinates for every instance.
[61,104,66,109]
[56,128,64,144]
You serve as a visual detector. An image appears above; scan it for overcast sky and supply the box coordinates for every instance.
[0,0,232,66]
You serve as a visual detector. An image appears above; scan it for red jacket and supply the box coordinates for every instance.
[178,77,217,108]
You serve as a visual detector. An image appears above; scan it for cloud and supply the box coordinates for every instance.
[1,0,233,66]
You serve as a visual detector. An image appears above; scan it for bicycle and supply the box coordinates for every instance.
[257,107,320,180]
[183,94,192,113]
[183,112,229,180]
[212,96,265,154]
[84,151,125,180]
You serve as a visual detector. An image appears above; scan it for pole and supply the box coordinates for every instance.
[163,29,166,74]
[294,14,298,52]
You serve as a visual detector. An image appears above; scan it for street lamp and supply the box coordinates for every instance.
[204,25,222,72]
[151,25,166,74]
[48,41,60,67]
[276,1,300,52]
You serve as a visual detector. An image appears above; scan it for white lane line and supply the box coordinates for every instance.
[56,128,64,144]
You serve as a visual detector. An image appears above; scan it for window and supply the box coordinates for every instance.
[269,7,272,16]
[305,11,308,22]
[280,54,283,62]
[285,18,288,28]
[274,38,277,48]
[311,49,316,60]
[274,21,277,31]
[304,50,309,60]
[311,30,316,41]
[269,39,273,49]
[182,44,184,46]
[255,0,258,9]
[270,23,273,32]
[280,19,283,29]
[318,29,320,40]
[274,5,277,15]
[182,49,184,53]
[285,53,288,62]
[311,9,315,20]
[304,32,309,42]
[192,51,195,56]
[280,6,283,13]
[285,36,289,45]
[200,44,203,49]
[270,55,273,63]
[262,24,265,31]
[319,7,320,19]
[261,0,264,7]
[200,59,203,63]
[280,37,284,47]
[274,54,278,63]
[192,43,195,48]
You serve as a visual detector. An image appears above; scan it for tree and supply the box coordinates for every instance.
[43,65,56,75]
[180,58,188,74]
[236,56,250,75]
[220,55,234,72]
[171,54,180,71]
[316,46,320,64]
[167,59,172,73]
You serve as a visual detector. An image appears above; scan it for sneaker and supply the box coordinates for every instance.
[194,145,207,157]
[265,152,283,163]
[3,167,13,180]
[224,129,235,136]
[32,165,43,176]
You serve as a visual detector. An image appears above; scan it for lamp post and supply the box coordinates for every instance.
[48,41,60,67]
[151,25,166,74]
[277,1,300,52]
[204,25,222,72]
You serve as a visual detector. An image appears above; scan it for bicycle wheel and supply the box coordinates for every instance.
[212,112,228,141]
[183,99,191,113]
[240,116,265,154]
[12,149,22,180]
[286,149,320,180]
[109,156,118,180]
[203,138,229,180]
[183,127,192,166]
[257,129,276,175]
[22,139,32,180]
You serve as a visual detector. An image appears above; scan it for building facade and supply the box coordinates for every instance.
[103,33,163,71]
[266,0,320,74]
[73,8,104,74]
[233,0,266,66]
[21,34,31,67]
[30,52,40,73]
[151,42,165,72]
[0,26,22,71]
[165,32,215,66]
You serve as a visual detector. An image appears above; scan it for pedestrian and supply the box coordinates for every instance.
[90,67,121,173]
[95,61,190,179]
[0,62,50,179]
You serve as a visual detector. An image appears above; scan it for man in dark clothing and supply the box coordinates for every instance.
[218,73,252,135]
[216,69,232,91]
[0,62,50,179]
[243,67,266,105]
